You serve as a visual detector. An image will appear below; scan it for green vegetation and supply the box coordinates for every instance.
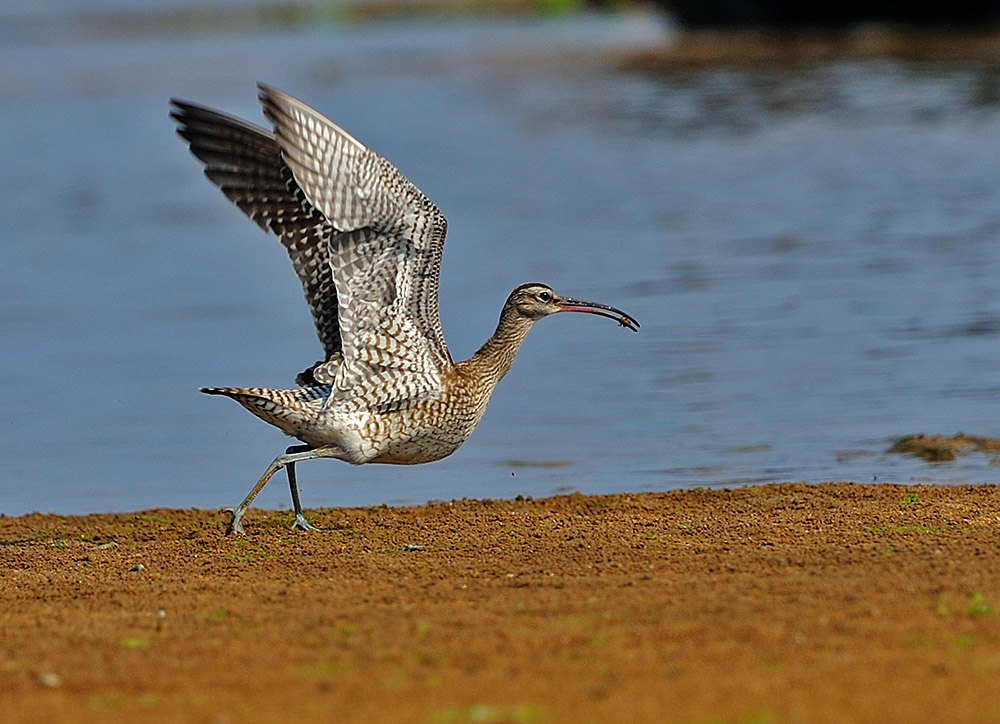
[950,634,975,649]
[936,593,995,617]
[966,593,994,616]
[120,637,150,649]
[136,514,169,523]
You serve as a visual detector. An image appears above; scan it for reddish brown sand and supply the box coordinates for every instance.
[2,483,999,724]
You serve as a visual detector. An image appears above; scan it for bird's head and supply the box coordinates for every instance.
[508,283,639,331]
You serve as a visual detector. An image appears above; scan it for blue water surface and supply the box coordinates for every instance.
[2,3,998,515]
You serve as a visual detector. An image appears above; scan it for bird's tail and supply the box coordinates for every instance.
[200,386,329,438]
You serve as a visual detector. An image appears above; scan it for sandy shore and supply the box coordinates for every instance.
[2,482,998,723]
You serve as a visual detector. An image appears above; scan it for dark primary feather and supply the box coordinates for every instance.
[169,98,343,382]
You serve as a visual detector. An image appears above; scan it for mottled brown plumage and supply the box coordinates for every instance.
[171,84,638,534]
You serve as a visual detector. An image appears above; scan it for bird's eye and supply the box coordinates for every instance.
[538,291,552,302]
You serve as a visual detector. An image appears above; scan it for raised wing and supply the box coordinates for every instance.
[170,98,342,383]
[257,84,452,412]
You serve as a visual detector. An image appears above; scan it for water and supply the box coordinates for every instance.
[2,4,999,516]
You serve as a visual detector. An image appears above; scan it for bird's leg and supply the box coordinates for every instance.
[285,445,319,532]
[226,446,321,535]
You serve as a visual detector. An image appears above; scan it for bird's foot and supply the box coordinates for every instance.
[224,508,246,536]
[291,513,319,532]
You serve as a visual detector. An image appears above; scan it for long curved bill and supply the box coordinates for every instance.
[557,298,640,332]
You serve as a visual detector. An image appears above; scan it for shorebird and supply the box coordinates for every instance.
[171,84,639,535]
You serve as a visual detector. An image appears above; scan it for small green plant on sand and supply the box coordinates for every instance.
[967,593,994,616]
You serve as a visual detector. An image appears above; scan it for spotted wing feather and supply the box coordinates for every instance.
[258,84,451,412]
[169,99,342,383]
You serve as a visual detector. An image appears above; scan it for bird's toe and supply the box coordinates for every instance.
[291,514,319,532]
[224,509,246,536]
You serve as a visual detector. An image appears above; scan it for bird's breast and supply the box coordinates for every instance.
[359,387,492,465]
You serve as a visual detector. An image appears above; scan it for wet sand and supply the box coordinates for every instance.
[2,482,999,723]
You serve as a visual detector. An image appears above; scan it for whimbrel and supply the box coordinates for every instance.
[171,84,639,535]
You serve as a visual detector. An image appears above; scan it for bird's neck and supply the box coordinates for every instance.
[458,307,535,390]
